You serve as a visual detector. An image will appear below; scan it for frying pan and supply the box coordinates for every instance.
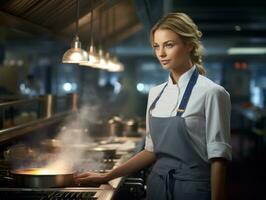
[10,168,75,188]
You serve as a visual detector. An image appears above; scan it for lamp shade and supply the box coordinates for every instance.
[107,56,124,72]
[96,48,106,68]
[79,45,99,67]
[62,36,89,64]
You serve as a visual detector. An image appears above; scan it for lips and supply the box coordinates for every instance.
[160,60,170,65]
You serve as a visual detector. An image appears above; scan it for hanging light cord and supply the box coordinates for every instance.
[99,6,102,48]
[112,4,116,54]
[90,0,94,46]
[105,6,109,48]
[75,0,80,37]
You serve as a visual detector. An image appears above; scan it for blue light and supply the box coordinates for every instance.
[137,83,145,92]
[63,82,72,92]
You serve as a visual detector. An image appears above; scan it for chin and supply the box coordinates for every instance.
[161,64,174,71]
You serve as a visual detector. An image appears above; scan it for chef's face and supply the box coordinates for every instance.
[153,29,193,71]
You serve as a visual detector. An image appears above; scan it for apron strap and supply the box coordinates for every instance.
[148,68,199,117]
[176,69,199,116]
[149,83,168,114]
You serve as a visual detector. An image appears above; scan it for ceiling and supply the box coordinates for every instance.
[1,0,266,56]
[176,0,266,57]
[173,0,266,38]
[115,0,266,57]
[0,0,142,46]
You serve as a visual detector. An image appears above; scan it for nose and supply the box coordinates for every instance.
[158,47,166,58]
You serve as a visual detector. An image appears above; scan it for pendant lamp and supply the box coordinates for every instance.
[96,8,106,69]
[108,56,124,72]
[62,0,88,63]
[106,5,124,72]
[80,0,99,67]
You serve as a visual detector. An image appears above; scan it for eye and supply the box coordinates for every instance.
[165,43,174,48]
[153,44,159,50]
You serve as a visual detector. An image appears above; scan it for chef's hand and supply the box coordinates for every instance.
[74,172,110,185]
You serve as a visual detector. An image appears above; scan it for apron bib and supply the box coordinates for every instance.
[146,69,211,200]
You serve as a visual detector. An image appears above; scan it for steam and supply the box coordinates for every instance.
[8,104,111,173]
[43,104,106,173]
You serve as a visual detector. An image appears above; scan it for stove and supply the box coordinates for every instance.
[0,189,97,200]
[0,186,115,200]
[77,158,119,174]
[0,137,141,200]
[0,156,119,200]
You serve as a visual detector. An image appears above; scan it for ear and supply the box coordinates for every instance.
[186,42,194,53]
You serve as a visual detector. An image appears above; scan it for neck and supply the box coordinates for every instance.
[170,61,193,84]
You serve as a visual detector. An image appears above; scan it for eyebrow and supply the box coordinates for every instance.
[153,40,176,45]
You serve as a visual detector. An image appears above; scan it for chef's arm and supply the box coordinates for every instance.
[211,158,228,200]
[106,149,156,180]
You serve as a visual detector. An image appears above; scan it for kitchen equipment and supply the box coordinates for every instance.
[0,136,143,200]
[41,139,117,159]
[108,116,124,137]
[86,147,116,160]
[4,144,36,165]
[40,138,98,153]
[0,190,98,200]
[88,120,107,137]
[124,119,139,137]
[10,168,75,188]
[40,139,61,152]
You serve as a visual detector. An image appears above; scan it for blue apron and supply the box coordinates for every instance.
[146,69,211,200]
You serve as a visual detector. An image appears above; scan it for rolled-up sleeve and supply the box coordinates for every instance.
[205,86,232,161]
[144,90,154,152]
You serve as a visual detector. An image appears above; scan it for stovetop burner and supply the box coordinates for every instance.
[0,190,97,200]
[81,159,116,173]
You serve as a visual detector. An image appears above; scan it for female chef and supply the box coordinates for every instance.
[75,12,232,200]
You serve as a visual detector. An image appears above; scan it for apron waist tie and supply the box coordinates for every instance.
[153,167,210,200]
[165,169,175,200]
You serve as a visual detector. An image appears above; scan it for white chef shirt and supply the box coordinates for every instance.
[145,65,232,161]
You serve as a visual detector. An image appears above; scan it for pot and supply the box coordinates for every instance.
[4,145,37,165]
[10,168,75,188]
[108,116,124,137]
[86,147,116,159]
[40,139,61,152]
[124,119,139,137]
[87,120,108,137]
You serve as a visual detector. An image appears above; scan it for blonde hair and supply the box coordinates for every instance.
[150,12,206,75]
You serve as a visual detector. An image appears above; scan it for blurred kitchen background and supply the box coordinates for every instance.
[0,0,266,199]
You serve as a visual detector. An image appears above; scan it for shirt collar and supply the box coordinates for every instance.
[168,65,196,88]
